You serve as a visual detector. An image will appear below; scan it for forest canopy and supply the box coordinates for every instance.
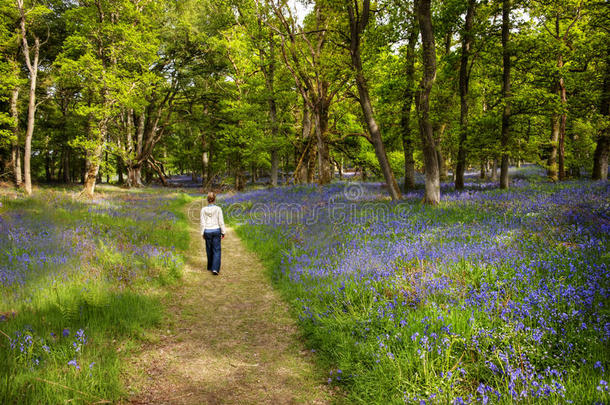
[0,0,608,202]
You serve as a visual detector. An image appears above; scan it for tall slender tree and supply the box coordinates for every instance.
[416,0,440,204]
[499,0,511,189]
[592,44,609,180]
[455,0,476,190]
[400,0,418,192]
[16,0,47,195]
[346,0,401,200]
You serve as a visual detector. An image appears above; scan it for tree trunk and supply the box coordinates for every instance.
[117,157,124,184]
[313,103,332,185]
[437,147,447,181]
[82,119,107,197]
[23,46,39,194]
[307,142,316,183]
[45,137,51,183]
[401,4,418,192]
[202,146,209,186]
[23,61,37,195]
[499,0,511,189]
[593,46,610,180]
[270,149,279,186]
[455,0,476,190]
[548,113,560,181]
[558,56,567,180]
[148,158,168,186]
[296,102,312,184]
[416,0,440,204]
[18,0,41,196]
[347,0,401,200]
[83,146,103,198]
[491,158,498,181]
[480,161,486,179]
[13,148,22,186]
[10,87,22,186]
[267,34,280,188]
[235,171,245,191]
[593,137,609,181]
[338,156,343,179]
[105,150,109,183]
[127,165,142,187]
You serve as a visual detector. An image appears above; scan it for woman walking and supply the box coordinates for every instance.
[201,192,226,275]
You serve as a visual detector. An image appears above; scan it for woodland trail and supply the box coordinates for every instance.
[127,207,331,404]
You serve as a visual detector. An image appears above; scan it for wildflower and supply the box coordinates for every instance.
[62,328,70,337]
[67,359,80,370]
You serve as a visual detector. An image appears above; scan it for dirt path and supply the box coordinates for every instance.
[128,211,331,404]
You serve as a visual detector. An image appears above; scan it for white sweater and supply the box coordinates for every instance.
[200,204,226,235]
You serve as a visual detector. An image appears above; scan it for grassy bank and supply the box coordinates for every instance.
[0,186,191,403]
[226,170,609,404]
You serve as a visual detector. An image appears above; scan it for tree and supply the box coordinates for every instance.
[532,0,584,181]
[268,0,347,185]
[416,0,440,204]
[499,0,511,189]
[56,0,165,196]
[235,1,290,187]
[345,0,401,200]
[455,0,476,190]
[400,1,418,191]
[592,44,609,180]
[16,0,48,195]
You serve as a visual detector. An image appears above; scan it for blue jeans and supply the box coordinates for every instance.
[203,229,222,271]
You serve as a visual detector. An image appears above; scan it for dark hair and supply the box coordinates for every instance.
[207,192,216,203]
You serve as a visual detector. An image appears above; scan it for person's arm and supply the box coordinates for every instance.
[200,208,205,236]
[218,206,226,237]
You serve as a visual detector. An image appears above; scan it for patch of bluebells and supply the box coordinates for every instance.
[224,168,610,403]
[9,327,89,371]
[0,191,182,384]
[0,191,183,305]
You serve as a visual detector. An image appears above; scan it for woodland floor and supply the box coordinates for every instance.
[126,206,332,404]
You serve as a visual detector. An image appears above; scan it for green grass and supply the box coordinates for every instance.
[0,186,193,404]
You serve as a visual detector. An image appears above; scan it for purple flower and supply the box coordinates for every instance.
[62,328,70,337]
[67,359,80,370]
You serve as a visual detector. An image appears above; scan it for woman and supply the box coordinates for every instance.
[201,192,226,275]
